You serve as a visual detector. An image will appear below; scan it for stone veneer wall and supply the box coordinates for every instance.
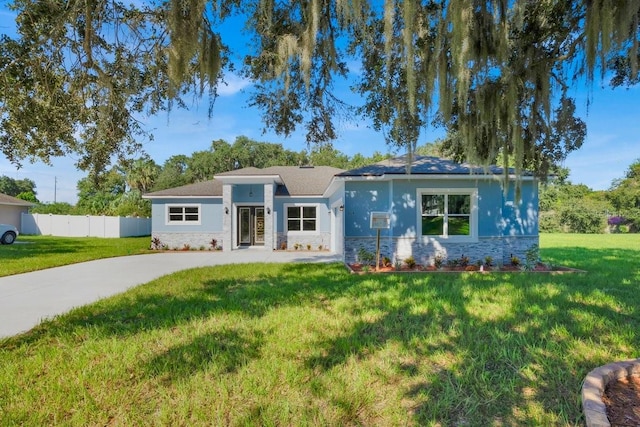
[153,232,225,250]
[344,235,539,265]
[277,232,331,251]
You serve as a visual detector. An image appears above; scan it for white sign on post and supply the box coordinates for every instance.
[370,211,391,229]
[369,212,390,271]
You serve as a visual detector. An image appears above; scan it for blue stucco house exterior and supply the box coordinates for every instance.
[143,155,539,265]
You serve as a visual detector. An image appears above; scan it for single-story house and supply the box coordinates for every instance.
[143,155,538,264]
[0,193,34,233]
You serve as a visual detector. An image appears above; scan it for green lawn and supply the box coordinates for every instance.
[0,235,152,277]
[0,234,638,425]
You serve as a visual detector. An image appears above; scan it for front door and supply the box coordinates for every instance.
[238,207,265,246]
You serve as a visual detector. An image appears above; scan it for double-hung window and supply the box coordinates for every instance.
[419,189,476,239]
[167,204,201,224]
[286,205,317,232]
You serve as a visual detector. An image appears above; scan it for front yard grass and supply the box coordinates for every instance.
[0,234,639,425]
[0,235,152,277]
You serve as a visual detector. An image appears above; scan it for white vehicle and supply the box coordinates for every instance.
[0,224,18,245]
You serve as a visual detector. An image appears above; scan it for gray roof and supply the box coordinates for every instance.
[217,165,344,196]
[0,193,34,206]
[144,180,223,197]
[338,155,518,177]
[145,165,345,198]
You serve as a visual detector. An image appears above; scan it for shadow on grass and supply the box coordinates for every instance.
[2,246,639,425]
[303,248,640,425]
[1,237,86,259]
[144,329,265,381]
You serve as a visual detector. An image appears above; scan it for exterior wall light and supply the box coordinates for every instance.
[225,207,229,215]
[339,205,344,212]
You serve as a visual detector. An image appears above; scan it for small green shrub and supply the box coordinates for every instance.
[524,244,540,270]
[484,255,493,267]
[404,256,416,269]
[510,254,521,267]
[150,236,163,250]
[459,255,470,267]
[357,247,375,264]
[433,254,445,269]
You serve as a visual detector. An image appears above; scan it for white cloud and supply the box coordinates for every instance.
[218,74,253,96]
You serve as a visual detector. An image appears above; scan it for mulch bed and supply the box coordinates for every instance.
[603,375,640,427]
[347,263,576,274]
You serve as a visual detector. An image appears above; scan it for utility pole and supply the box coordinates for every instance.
[54,176,57,203]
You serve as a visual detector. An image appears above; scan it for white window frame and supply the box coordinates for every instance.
[284,203,319,234]
[417,188,478,242]
[166,204,201,225]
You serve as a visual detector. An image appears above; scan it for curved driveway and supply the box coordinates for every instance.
[0,250,341,338]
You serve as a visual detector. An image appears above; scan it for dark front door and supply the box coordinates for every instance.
[238,207,265,246]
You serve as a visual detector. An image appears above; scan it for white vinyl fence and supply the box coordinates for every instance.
[21,213,151,238]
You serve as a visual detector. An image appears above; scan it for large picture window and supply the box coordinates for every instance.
[286,205,317,232]
[420,190,475,238]
[167,205,200,224]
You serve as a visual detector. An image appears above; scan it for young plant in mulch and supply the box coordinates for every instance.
[404,256,417,269]
[150,236,163,250]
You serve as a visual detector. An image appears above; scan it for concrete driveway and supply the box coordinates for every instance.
[0,250,342,338]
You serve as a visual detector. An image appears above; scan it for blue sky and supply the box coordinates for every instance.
[1,6,638,204]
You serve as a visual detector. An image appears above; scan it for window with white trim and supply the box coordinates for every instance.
[286,205,317,232]
[419,190,476,238]
[167,205,201,224]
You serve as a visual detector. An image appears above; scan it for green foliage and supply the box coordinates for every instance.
[2,1,637,181]
[559,204,606,234]
[524,244,540,271]
[607,159,640,231]
[510,255,521,267]
[404,256,416,269]
[357,246,375,264]
[30,202,75,215]
[15,191,38,203]
[539,164,614,233]
[0,175,36,197]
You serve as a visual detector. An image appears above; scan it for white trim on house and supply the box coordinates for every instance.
[165,203,202,225]
[274,195,325,199]
[145,195,220,199]
[416,187,478,243]
[335,174,536,182]
[283,203,320,234]
[214,175,284,185]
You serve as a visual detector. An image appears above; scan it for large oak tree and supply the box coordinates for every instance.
[1,0,638,180]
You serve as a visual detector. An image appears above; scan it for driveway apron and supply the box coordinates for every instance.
[0,250,341,338]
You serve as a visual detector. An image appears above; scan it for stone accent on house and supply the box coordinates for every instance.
[344,235,539,266]
[153,232,225,251]
[222,184,232,252]
[277,232,331,251]
[264,183,275,250]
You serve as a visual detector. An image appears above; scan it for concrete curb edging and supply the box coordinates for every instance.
[582,358,640,427]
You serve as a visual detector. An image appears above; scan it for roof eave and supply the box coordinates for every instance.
[143,195,221,199]
[335,173,536,181]
[213,174,284,185]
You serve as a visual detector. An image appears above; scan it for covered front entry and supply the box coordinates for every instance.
[237,206,265,246]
